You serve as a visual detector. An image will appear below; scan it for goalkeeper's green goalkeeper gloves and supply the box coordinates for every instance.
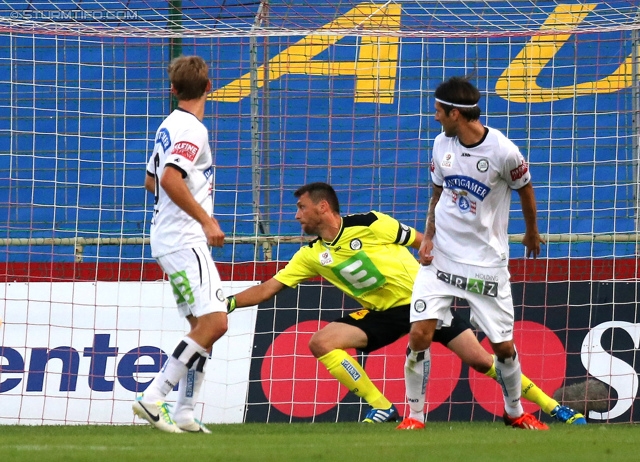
[226,295,237,314]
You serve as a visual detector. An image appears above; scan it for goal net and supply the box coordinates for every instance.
[0,0,638,424]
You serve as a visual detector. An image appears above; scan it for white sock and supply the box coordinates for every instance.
[142,336,207,403]
[173,354,208,425]
[495,351,524,418]
[404,348,430,422]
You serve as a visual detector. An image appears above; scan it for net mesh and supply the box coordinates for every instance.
[1,0,639,424]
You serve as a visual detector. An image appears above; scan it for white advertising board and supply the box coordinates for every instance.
[0,281,258,425]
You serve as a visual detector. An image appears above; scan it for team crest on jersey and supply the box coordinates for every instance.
[319,250,333,266]
[441,152,454,168]
[451,190,476,214]
[349,239,362,250]
[413,299,426,313]
[216,289,225,302]
[476,159,489,172]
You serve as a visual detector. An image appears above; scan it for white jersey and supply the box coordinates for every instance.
[146,108,213,258]
[430,126,531,268]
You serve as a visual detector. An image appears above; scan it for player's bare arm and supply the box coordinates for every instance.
[160,165,225,247]
[233,278,287,308]
[410,230,424,250]
[144,172,155,194]
[517,182,545,258]
[418,184,442,265]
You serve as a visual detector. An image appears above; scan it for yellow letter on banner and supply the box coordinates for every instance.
[209,3,400,104]
[496,3,633,103]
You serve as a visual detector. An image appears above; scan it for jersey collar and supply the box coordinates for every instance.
[175,107,198,119]
[458,126,489,149]
[323,217,344,247]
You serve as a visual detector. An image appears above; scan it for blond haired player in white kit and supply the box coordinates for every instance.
[398,77,548,430]
[133,55,228,434]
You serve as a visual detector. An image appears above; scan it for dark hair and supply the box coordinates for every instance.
[434,76,481,121]
[168,55,210,101]
[294,182,340,213]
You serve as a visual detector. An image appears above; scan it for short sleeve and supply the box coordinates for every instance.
[501,147,531,190]
[164,126,208,178]
[430,136,444,187]
[369,212,417,247]
[146,149,156,176]
[273,247,318,288]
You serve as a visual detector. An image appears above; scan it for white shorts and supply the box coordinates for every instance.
[156,244,227,318]
[410,258,514,343]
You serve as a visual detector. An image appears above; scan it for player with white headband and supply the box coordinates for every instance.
[398,76,551,430]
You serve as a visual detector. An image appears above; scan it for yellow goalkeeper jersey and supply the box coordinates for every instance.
[273,211,419,311]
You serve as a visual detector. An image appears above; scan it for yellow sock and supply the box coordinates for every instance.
[520,374,558,415]
[485,363,559,415]
[318,349,392,410]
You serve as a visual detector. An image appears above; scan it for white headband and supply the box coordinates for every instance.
[435,97,478,108]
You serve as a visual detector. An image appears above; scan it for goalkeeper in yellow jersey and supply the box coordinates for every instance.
[227,182,585,425]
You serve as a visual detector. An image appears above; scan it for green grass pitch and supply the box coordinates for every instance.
[1,422,638,462]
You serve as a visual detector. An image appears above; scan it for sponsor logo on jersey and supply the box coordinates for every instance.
[204,165,213,180]
[451,190,476,214]
[461,152,470,157]
[340,359,361,381]
[331,251,386,297]
[319,250,333,266]
[436,270,498,297]
[441,152,454,168]
[473,272,499,282]
[413,299,426,313]
[443,175,490,200]
[510,159,529,181]
[171,141,199,161]
[169,270,195,305]
[476,159,489,172]
[156,128,171,151]
[349,238,362,250]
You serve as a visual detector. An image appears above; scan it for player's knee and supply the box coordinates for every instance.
[492,341,516,361]
[408,325,433,351]
[409,337,431,352]
[197,313,228,343]
[211,320,228,340]
[308,332,329,358]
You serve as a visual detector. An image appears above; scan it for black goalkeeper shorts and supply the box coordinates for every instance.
[334,305,473,353]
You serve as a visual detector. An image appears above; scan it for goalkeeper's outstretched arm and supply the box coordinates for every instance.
[228,278,287,312]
